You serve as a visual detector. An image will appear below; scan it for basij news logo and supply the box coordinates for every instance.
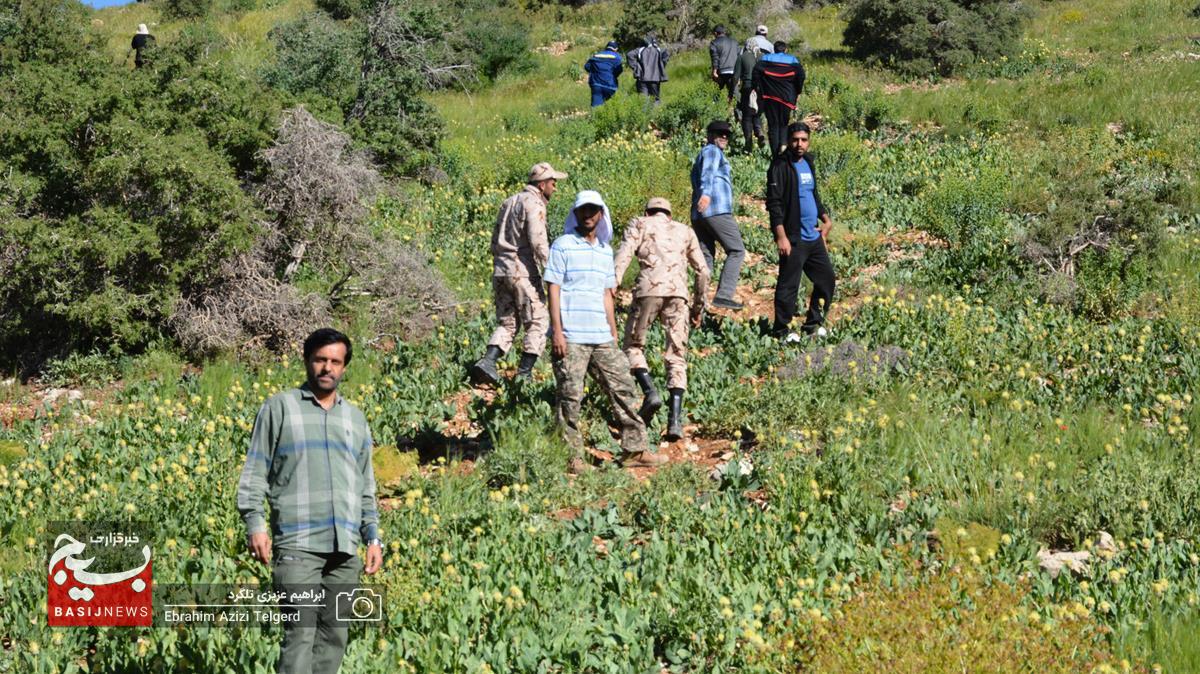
[47,521,153,627]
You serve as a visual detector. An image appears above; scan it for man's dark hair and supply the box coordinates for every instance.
[713,25,727,35]
[303,328,353,365]
[774,40,788,53]
[787,122,812,136]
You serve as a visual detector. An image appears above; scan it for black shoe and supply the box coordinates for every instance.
[665,388,684,441]
[632,369,662,425]
[469,345,504,385]
[711,296,744,311]
[516,352,538,379]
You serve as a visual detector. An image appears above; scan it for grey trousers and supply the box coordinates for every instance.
[274,549,362,674]
[693,212,745,301]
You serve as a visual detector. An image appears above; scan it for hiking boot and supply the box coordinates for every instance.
[665,388,685,441]
[711,296,744,311]
[620,450,670,468]
[516,352,539,379]
[632,368,662,425]
[469,345,504,385]
[567,457,594,475]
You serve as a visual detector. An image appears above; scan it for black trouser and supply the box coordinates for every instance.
[637,81,662,102]
[773,236,835,335]
[762,100,792,156]
[715,73,735,101]
[737,87,762,150]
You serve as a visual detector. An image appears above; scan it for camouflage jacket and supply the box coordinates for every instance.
[614,213,709,304]
[491,185,550,278]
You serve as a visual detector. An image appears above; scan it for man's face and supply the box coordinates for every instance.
[573,204,602,235]
[710,132,730,151]
[538,178,557,200]
[788,131,810,156]
[305,343,348,394]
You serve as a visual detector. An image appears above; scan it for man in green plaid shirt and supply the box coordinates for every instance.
[237,328,382,674]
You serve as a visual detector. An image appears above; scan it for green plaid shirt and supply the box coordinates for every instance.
[236,385,379,553]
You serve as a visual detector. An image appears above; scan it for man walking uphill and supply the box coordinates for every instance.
[628,35,670,103]
[471,162,568,385]
[709,26,738,104]
[733,38,765,152]
[752,41,805,156]
[614,198,709,441]
[766,123,836,340]
[691,120,745,311]
[546,190,669,473]
[237,328,382,674]
[585,41,623,107]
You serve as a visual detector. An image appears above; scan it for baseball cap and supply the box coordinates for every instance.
[645,197,672,215]
[706,120,732,137]
[756,25,768,35]
[714,25,727,35]
[572,190,606,210]
[528,162,568,183]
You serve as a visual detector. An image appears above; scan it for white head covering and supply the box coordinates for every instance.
[137,24,150,35]
[564,190,613,245]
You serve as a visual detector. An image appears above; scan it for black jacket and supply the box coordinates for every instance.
[751,52,805,108]
[766,152,828,241]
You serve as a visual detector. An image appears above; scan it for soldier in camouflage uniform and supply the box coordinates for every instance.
[614,197,709,441]
[470,162,567,385]
[547,190,669,474]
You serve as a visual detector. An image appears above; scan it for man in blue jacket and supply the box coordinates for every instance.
[584,41,624,107]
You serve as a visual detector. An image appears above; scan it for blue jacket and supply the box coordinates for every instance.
[584,49,623,92]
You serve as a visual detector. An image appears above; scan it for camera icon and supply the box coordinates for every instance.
[335,588,383,622]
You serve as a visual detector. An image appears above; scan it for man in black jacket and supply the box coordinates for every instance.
[708,26,738,104]
[751,41,805,156]
[765,123,835,340]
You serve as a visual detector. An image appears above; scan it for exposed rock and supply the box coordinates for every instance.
[1037,548,1091,578]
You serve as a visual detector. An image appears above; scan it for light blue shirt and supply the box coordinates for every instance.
[793,159,820,242]
[544,234,617,345]
[690,143,733,219]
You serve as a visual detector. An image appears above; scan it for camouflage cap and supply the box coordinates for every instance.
[645,197,672,215]
[528,162,568,183]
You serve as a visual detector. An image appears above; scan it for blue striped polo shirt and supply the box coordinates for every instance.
[544,233,617,344]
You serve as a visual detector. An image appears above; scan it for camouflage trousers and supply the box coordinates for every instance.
[552,341,648,456]
[488,275,549,355]
[623,296,691,389]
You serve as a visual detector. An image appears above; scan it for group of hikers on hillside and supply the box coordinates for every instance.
[469,117,834,473]
[585,24,805,154]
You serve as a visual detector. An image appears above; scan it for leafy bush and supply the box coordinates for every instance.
[842,0,1030,77]
[463,11,535,82]
[919,168,1019,288]
[264,12,362,110]
[590,90,652,138]
[162,0,213,20]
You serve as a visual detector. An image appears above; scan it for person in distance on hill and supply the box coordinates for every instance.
[546,190,669,473]
[128,24,155,69]
[766,123,836,342]
[629,34,670,103]
[584,41,624,107]
[470,162,567,385]
[752,40,806,156]
[709,25,739,104]
[614,198,709,441]
[749,24,774,54]
[733,38,766,153]
[691,120,746,311]
[237,328,382,674]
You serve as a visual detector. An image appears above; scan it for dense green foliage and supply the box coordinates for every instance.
[842,0,1030,76]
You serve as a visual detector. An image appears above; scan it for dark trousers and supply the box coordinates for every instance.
[773,236,835,335]
[591,87,616,107]
[738,88,762,150]
[637,80,662,102]
[715,73,735,101]
[763,100,792,156]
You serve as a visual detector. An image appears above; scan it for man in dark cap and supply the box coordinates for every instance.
[584,41,624,107]
[690,120,745,311]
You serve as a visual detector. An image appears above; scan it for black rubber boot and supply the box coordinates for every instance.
[469,345,504,385]
[632,368,662,425]
[666,388,685,441]
[516,352,538,379]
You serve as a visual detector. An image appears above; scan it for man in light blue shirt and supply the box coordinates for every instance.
[545,191,668,472]
[690,120,745,310]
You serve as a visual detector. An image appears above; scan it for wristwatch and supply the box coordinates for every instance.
[367,538,383,548]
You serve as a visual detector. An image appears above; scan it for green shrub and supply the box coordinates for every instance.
[463,12,535,82]
[264,12,362,109]
[652,80,729,143]
[591,90,653,138]
[919,168,1018,287]
[842,0,1030,77]
[162,0,213,20]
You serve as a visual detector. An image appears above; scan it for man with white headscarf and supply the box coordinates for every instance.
[129,24,155,69]
[545,190,669,473]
